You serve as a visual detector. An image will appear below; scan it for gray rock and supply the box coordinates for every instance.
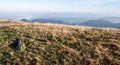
[17,39,22,50]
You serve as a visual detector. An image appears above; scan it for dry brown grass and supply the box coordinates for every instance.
[0,20,120,65]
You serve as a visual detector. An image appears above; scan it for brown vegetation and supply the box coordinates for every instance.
[0,20,120,65]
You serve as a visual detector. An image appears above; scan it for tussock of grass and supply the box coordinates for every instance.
[0,20,120,65]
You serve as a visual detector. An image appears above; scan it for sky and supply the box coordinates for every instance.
[0,0,120,16]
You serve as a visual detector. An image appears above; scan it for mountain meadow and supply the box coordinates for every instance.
[0,20,120,65]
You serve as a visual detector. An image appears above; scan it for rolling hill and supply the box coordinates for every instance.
[0,20,120,65]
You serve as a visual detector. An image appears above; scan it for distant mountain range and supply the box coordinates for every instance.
[21,18,66,24]
[21,19,120,28]
[79,19,120,28]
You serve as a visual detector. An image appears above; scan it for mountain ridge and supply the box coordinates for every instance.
[80,19,120,28]
[20,18,120,28]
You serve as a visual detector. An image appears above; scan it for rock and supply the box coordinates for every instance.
[17,39,22,50]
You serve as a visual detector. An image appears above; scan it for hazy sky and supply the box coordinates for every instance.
[0,0,120,16]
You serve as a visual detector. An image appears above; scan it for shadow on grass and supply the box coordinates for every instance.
[9,38,21,50]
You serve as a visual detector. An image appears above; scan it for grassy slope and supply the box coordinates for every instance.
[0,20,120,65]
